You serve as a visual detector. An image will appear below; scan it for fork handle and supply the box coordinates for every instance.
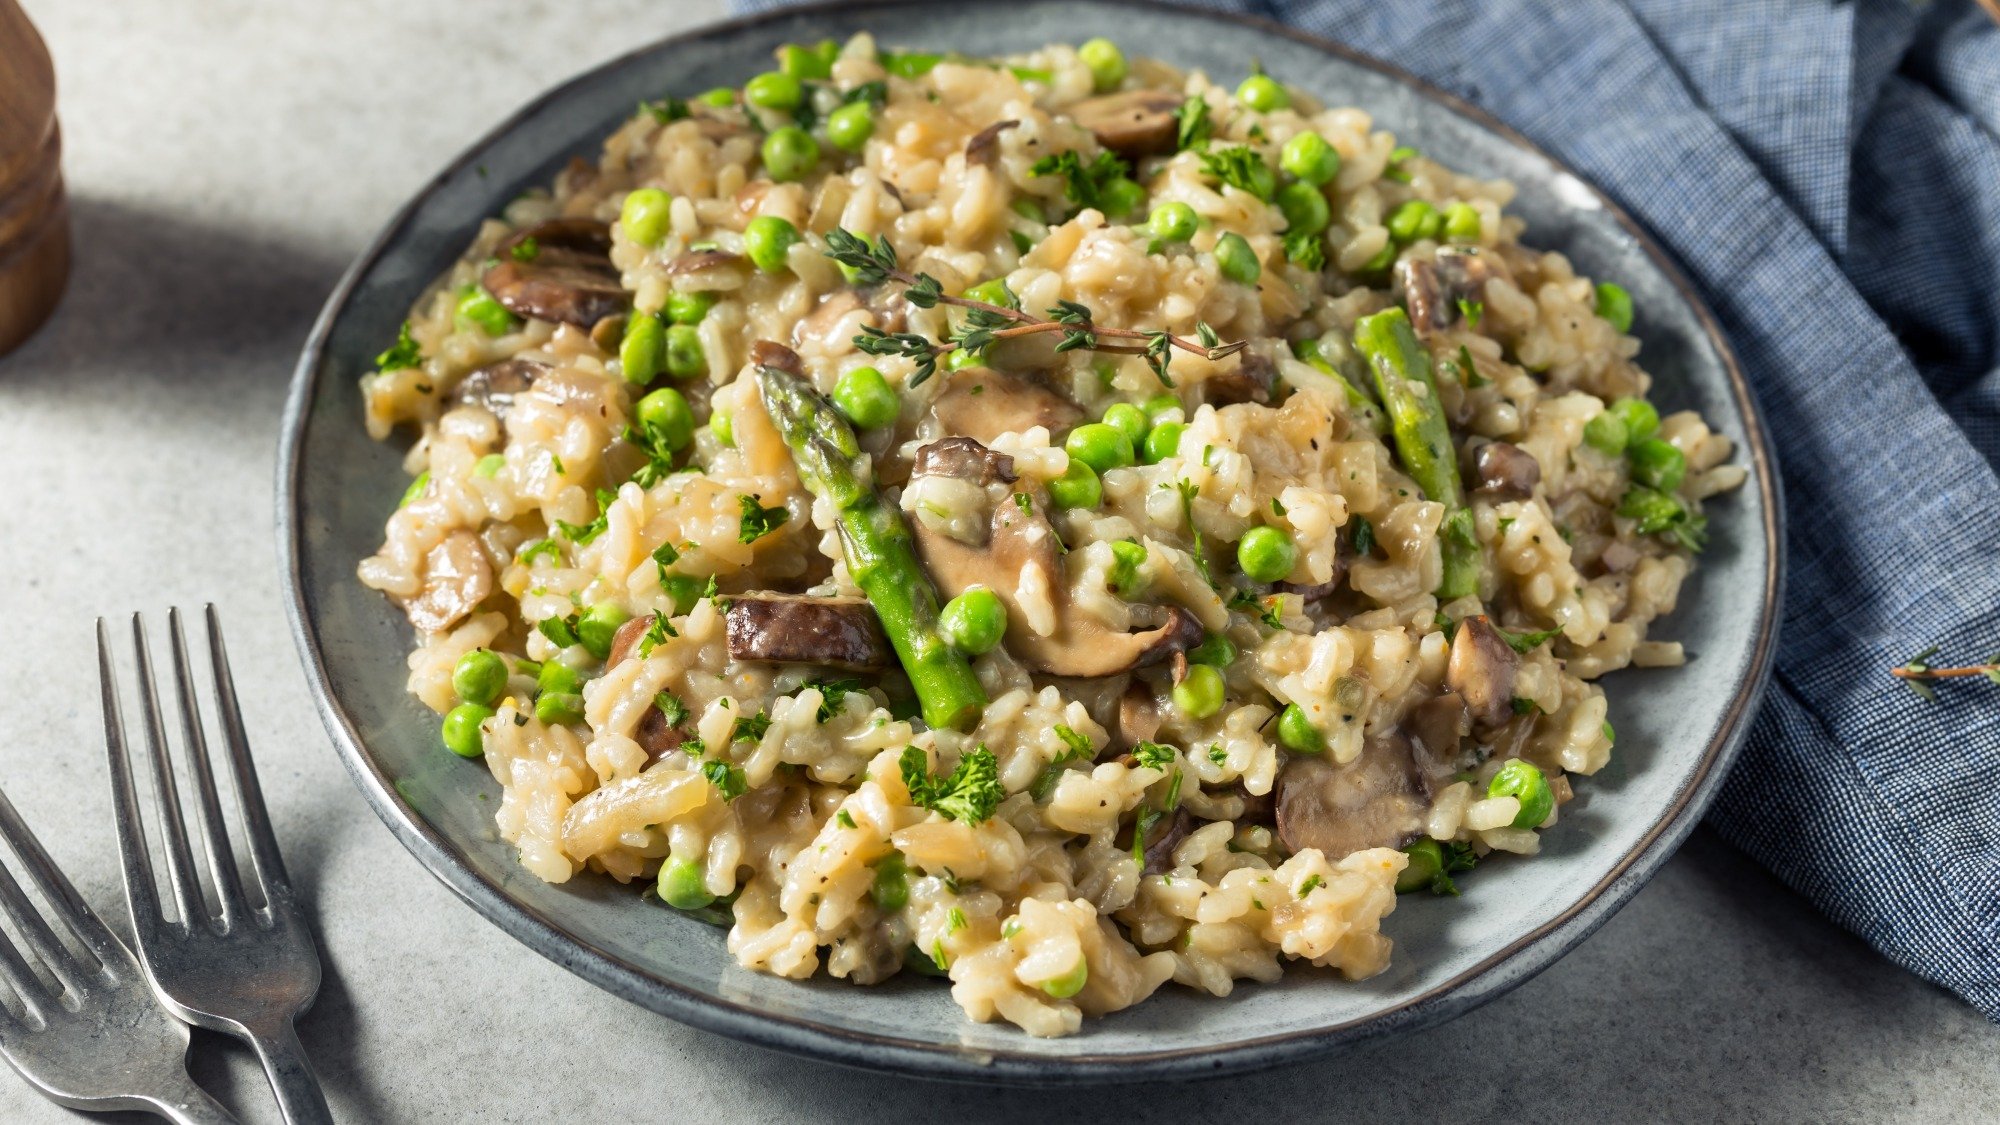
[140,1074,237,1125]
[241,1017,332,1125]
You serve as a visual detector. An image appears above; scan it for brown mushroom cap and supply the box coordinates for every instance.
[1470,441,1541,500]
[1446,615,1520,727]
[964,119,1020,167]
[1111,681,1165,751]
[1276,731,1447,860]
[601,613,689,764]
[1199,351,1278,407]
[448,357,551,419]
[928,366,1084,446]
[1069,90,1184,158]
[402,530,493,634]
[1397,246,1499,336]
[907,436,1202,677]
[725,593,893,671]
[482,218,630,329]
[1114,806,1194,876]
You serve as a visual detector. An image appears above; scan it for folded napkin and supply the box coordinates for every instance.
[737,0,2000,1018]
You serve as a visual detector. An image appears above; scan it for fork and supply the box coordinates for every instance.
[100,608,333,1125]
[0,784,232,1122]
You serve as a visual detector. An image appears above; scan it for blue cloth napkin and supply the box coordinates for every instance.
[737,0,2000,1018]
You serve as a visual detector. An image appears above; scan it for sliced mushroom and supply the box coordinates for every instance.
[1113,807,1194,876]
[1199,351,1277,407]
[601,614,688,764]
[1234,785,1276,827]
[928,366,1083,446]
[725,594,893,671]
[750,339,804,375]
[1276,731,1441,860]
[1446,616,1519,728]
[605,613,655,669]
[402,531,493,633]
[797,290,865,349]
[908,436,1201,677]
[1397,246,1498,336]
[447,357,551,419]
[1406,692,1470,765]
[1471,441,1541,500]
[1069,90,1183,158]
[1110,681,1164,752]
[482,219,630,330]
[663,248,744,276]
[964,120,1020,168]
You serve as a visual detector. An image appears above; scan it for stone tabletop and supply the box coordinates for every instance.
[1,1,1992,1120]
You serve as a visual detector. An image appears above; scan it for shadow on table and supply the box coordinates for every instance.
[671,828,1982,1122]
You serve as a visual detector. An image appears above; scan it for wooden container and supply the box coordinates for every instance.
[0,0,68,357]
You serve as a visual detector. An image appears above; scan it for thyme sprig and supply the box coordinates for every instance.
[1892,646,2000,701]
[824,228,1248,387]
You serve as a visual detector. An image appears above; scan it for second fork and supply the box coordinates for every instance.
[99,608,332,1125]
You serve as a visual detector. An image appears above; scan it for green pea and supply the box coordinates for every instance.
[1276,182,1330,236]
[1396,838,1445,893]
[1171,664,1224,719]
[1188,632,1237,668]
[659,858,715,910]
[1236,525,1296,583]
[473,454,506,478]
[452,649,508,706]
[1214,232,1260,285]
[1627,438,1686,492]
[1582,410,1629,456]
[455,286,514,336]
[620,187,673,247]
[1488,759,1554,829]
[962,278,1016,307]
[762,126,821,182]
[1386,199,1442,245]
[710,409,735,448]
[1142,393,1183,422]
[1616,486,1686,534]
[665,290,716,325]
[779,42,832,80]
[1235,74,1289,112]
[1142,420,1185,464]
[1442,201,1482,242]
[1040,957,1089,999]
[1047,460,1103,510]
[870,852,910,913]
[1358,239,1399,275]
[576,603,630,661]
[743,70,803,111]
[1277,703,1324,754]
[441,703,492,758]
[1102,402,1150,447]
[944,345,986,371]
[833,365,899,429]
[1595,282,1634,333]
[743,215,801,273]
[664,324,705,380]
[695,87,737,107]
[826,101,875,151]
[881,51,941,79]
[1065,422,1135,474]
[939,587,1007,655]
[538,660,581,695]
[1280,131,1341,186]
[1078,37,1127,92]
[620,313,666,385]
[1606,397,1660,442]
[1107,540,1148,599]
[535,690,584,726]
[635,387,695,451]
[1148,201,1198,242]
[1098,176,1146,218]
[661,574,708,616]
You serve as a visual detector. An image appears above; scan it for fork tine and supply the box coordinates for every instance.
[167,608,248,927]
[0,785,121,968]
[0,851,88,998]
[0,909,49,1023]
[204,605,290,896]
[100,619,166,941]
[130,614,206,928]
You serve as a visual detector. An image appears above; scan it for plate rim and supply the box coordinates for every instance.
[276,0,1785,1085]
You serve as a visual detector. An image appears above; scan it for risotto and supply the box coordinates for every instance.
[357,35,1742,1037]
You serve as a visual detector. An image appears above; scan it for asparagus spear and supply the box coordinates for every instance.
[756,364,987,732]
[1352,308,1480,599]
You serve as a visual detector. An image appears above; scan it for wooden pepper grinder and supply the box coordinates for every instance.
[0,0,68,357]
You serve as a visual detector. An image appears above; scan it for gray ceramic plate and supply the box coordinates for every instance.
[278,0,1782,1084]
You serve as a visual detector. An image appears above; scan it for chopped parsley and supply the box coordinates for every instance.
[802,677,864,723]
[398,471,430,508]
[1174,94,1212,151]
[1384,144,1419,183]
[1197,145,1276,201]
[701,759,746,800]
[737,494,790,544]
[651,540,680,571]
[1026,148,1130,213]
[1283,227,1327,270]
[836,809,857,829]
[538,614,581,649]
[1054,724,1094,758]
[1456,345,1491,388]
[642,96,689,125]
[518,538,563,566]
[555,489,618,545]
[509,236,540,262]
[841,80,889,106]
[1130,806,1164,865]
[1013,492,1033,515]
[1207,744,1227,765]
[730,709,772,744]
[1510,697,1541,716]
[1228,587,1284,630]
[1297,873,1324,898]
[901,745,1002,824]
[1032,728,1094,802]
[635,614,678,658]
[1457,298,1484,329]
[1175,479,1214,586]
[654,691,689,728]
[1132,741,1174,771]
[1350,514,1377,557]
[374,321,422,371]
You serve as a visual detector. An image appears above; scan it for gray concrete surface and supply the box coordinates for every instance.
[0,1,1992,1120]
